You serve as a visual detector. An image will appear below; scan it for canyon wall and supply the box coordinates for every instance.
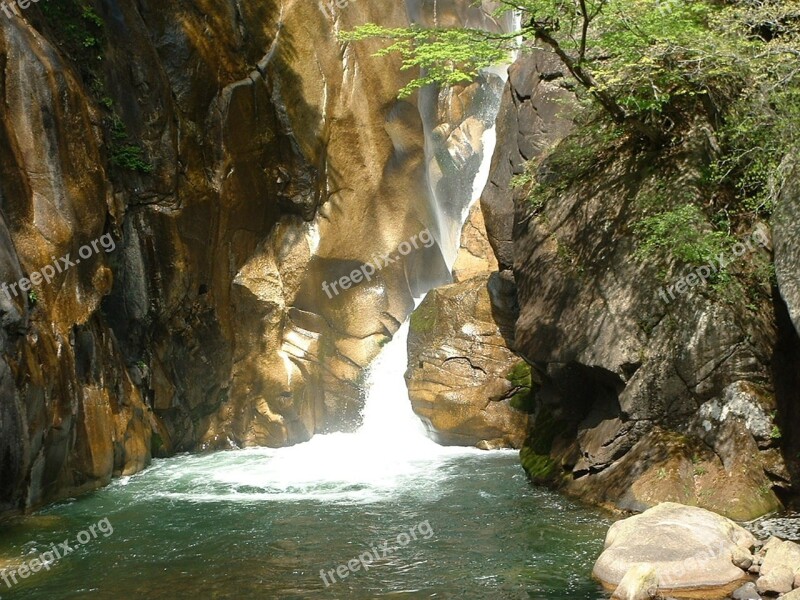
[473,50,796,520]
[0,0,508,515]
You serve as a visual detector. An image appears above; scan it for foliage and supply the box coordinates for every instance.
[40,1,105,78]
[514,114,624,211]
[39,3,152,175]
[339,24,515,98]
[106,112,153,173]
[342,0,759,143]
[710,0,800,218]
[345,0,800,293]
[343,1,800,150]
[633,204,734,265]
[110,144,153,174]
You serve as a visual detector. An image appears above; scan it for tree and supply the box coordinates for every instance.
[340,0,799,151]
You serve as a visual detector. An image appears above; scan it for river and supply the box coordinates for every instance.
[0,319,611,599]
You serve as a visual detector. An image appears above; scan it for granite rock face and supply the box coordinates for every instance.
[452,203,499,283]
[480,51,575,271]
[771,156,800,488]
[405,272,529,448]
[0,0,511,514]
[484,50,789,519]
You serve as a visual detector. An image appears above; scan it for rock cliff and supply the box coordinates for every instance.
[0,0,509,515]
[476,50,797,520]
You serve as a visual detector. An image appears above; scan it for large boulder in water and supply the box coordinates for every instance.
[593,502,756,599]
[405,272,530,448]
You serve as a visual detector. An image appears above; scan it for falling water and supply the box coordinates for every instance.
[186,317,488,506]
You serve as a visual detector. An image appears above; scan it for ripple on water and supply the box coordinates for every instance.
[746,512,800,541]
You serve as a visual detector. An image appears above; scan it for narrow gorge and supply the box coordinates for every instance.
[1,1,799,599]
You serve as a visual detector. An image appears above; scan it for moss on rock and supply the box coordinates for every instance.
[506,361,536,413]
[409,297,438,334]
[519,405,571,484]
[520,447,557,482]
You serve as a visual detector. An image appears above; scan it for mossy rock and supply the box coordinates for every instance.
[506,361,532,387]
[506,361,536,413]
[409,297,438,334]
[520,447,557,483]
[526,406,569,455]
[151,432,168,458]
[519,405,571,484]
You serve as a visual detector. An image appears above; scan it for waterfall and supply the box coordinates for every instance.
[220,1,515,498]
[408,1,516,270]
[357,316,433,446]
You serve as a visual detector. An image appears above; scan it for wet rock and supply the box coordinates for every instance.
[593,503,755,599]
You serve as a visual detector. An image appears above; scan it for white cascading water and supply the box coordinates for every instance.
[130,127,508,505]
[152,317,486,505]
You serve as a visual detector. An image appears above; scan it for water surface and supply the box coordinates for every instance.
[0,321,612,599]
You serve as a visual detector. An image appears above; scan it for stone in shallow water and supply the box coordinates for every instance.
[611,564,658,600]
[593,502,754,598]
[731,582,760,600]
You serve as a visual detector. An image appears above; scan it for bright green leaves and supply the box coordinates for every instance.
[339,24,516,97]
[343,0,800,220]
[710,0,800,216]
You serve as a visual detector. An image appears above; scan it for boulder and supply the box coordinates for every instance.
[782,588,800,600]
[405,272,530,448]
[755,565,794,595]
[759,538,800,577]
[730,582,760,600]
[593,503,755,598]
[452,203,499,282]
